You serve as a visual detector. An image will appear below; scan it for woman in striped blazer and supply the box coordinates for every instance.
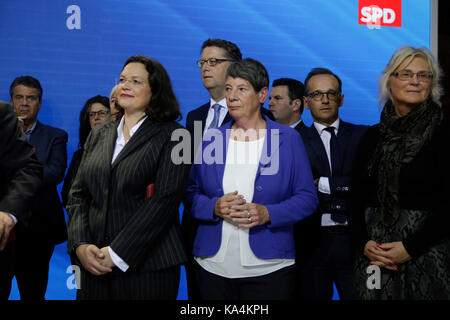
[67,56,190,300]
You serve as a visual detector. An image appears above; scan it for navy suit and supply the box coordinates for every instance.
[14,121,68,300]
[182,101,274,300]
[295,120,367,300]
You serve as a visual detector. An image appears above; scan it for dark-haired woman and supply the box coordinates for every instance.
[61,95,111,207]
[67,56,190,300]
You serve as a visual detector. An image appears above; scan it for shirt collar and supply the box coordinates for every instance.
[116,115,148,145]
[313,118,340,135]
[25,121,37,136]
[290,119,302,129]
[210,98,227,109]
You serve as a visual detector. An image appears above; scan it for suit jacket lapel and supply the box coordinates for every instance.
[307,126,332,176]
[111,117,160,170]
[336,121,350,166]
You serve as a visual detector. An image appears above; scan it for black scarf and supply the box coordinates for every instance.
[368,98,442,226]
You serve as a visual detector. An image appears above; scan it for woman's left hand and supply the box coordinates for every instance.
[229,203,270,228]
[370,241,412,265]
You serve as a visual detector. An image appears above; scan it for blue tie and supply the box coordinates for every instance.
[325,126,346,224]
[208,104,221,129]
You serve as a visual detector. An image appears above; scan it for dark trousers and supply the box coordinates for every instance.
[76,265,180,300]
[299,227,355,300]
[181,210,202,300]
[194,261,297,300]
[0,238,54,300]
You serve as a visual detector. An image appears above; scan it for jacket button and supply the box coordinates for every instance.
[256,186,263,191]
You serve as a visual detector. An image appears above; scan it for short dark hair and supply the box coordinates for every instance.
[226,58,269,92]
[121,55,181,122]
[9,75,43,101]
[79,95,110,148]
[201,39,242,61]
[272,78,305,114]
[304,68,342,95]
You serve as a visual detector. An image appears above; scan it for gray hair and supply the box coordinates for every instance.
[379,46,443,108]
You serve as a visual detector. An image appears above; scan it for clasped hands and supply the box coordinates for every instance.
[76,244,115,276]
[364,240,412,271]
[214,191,270,228]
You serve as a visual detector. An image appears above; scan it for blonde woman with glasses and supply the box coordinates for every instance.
[350,46,450,299]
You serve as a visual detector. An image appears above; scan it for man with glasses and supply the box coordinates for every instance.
[182,38,273,300]
[294,68,367,300]
[6,76,68,300]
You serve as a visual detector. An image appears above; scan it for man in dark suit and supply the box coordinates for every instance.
[7,76,68,300]
[295,68,367,300]
[183,38,273,300]
[0,100,42,300]
[268,78,307,134]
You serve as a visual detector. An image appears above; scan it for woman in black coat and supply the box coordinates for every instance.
[350,46,450,299]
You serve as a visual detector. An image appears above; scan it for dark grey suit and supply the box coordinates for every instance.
[67,118,190,300]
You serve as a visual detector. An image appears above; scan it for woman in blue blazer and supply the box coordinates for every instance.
[185,58,318,300]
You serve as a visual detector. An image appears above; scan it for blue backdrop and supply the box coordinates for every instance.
[1,0,431,300]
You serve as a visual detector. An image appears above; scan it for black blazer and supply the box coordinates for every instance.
[26,121,68,245]
[294,120,308,136]
[0,101,42,225]
[67,118,190,272]
[295,120,367,260]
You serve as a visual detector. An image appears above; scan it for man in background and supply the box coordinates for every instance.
[0,100,42,299]
[6,76,68,300]
[268,77,307,134]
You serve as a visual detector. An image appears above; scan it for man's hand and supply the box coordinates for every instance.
[0,211,15,251]
[75,244,113,276]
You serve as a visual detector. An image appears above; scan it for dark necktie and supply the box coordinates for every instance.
[208,104,221,129]
[324,126,341,176]
[324,126,346,224]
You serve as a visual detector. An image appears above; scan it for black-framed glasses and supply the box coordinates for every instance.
[307,90,341,101]
[89,110,110,118]
[391,70,433,82]
[196,58,233,68]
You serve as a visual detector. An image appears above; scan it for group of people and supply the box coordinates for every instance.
[0,38,448,301]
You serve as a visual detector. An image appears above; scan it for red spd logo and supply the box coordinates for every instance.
[359,0,402,28]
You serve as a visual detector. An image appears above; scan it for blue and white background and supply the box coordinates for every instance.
[0,0,431,300]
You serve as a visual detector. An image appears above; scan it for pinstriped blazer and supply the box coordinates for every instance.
[67,117,190,272]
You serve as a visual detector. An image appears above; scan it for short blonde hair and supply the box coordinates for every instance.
[109,84,118,100]
[378,46,443,108]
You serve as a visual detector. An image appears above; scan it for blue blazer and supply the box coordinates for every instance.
[27,121,68,244]
[185,116,318,260]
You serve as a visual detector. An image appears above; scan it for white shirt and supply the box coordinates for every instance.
[313,119,348,226]
[289,119,302,129]
[195,135,294,278]
[203,98,228,134]
[109,115,148,272]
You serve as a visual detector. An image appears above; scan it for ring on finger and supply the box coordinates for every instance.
[248,216,252,223]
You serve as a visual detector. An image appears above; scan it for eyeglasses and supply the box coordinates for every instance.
[89,110,110,118]
[307,90,341,101]
[196,58,233,68]
[115,78,146,87]
[391,70,433,82]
